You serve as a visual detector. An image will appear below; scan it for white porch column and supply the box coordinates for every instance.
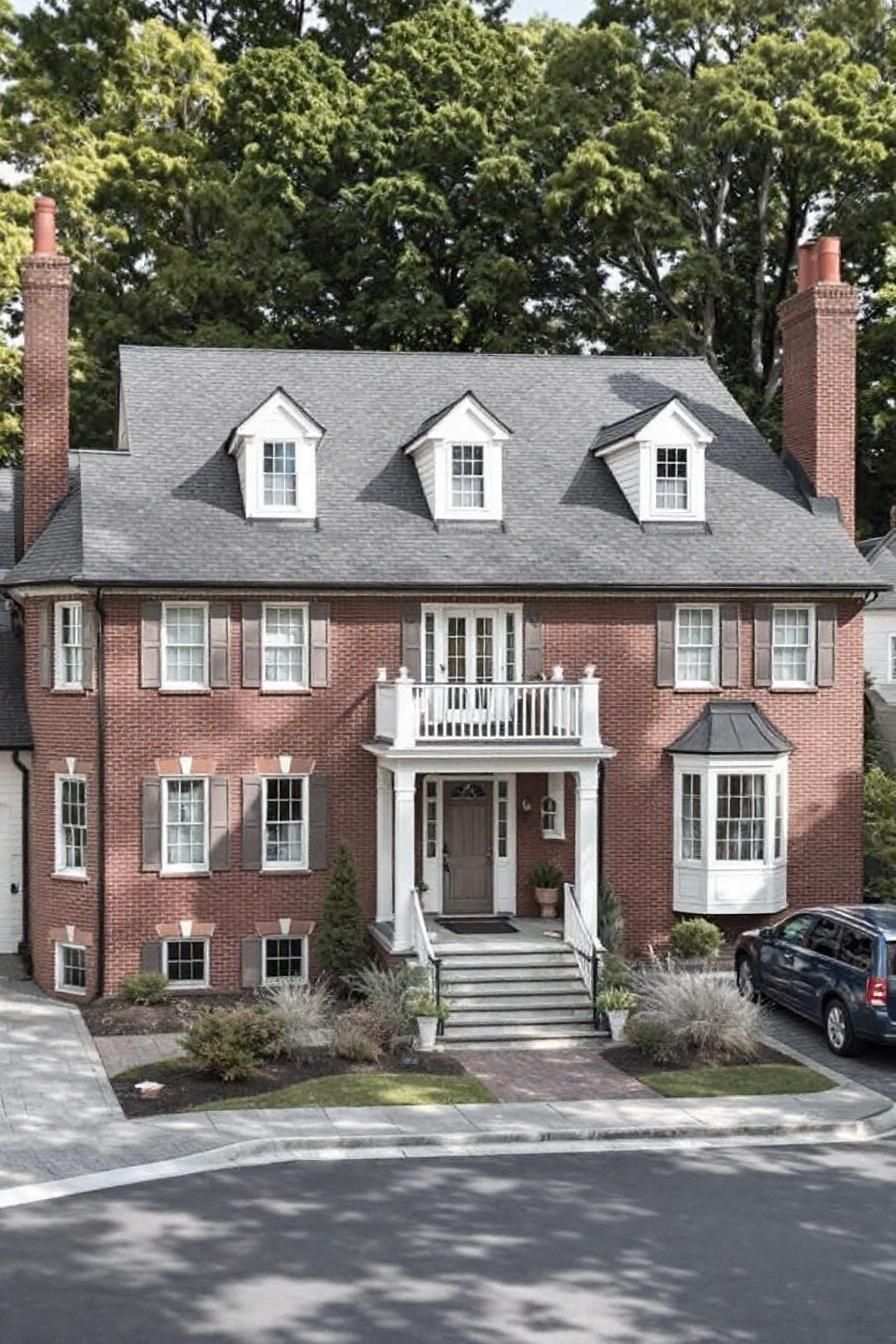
[375,765,394,923]
[392,767,417,952]
[574,762,600,936]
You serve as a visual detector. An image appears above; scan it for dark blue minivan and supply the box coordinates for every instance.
[734,906,896,1056]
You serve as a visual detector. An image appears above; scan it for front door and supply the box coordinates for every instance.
[443,781,493,914]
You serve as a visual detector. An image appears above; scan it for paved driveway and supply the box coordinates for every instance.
[763,998,896,1099]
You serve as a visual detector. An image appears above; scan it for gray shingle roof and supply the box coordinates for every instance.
[591,397,679,452]
[666,700,793,755]
[0,470,31,748]
[5,347,883,592]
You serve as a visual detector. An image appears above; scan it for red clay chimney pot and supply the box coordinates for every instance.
[33,196,57,256]
[797,242,817,292]
[816,236,841,285]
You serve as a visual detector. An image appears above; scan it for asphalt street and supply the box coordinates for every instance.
[1,1140,893,1343]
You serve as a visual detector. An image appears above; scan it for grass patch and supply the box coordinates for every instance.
[196,1071,496,1110]
[640,1062,836,1099]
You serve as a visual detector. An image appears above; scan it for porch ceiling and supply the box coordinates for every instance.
[363,741,616,773]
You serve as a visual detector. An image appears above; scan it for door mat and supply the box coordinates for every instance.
[436,917,519,935]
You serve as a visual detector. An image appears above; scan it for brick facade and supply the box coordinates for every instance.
[22,589,864,998]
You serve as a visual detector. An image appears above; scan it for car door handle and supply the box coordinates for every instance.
[781,951,794,964]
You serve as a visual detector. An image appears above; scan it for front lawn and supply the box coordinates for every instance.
[640,1062,836,1098]
[198,1072,495,1110]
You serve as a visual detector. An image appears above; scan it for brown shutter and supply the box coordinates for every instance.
[242,776,263,870]
[140,601,162,688]
[141,777,162,872]
[720,604,740,688]
[310,601,330,688]
[242,602,261,688]
[309,773,329,870]
[209,602,230,688]
[140,941,162,974]
[816,604,836,687]
[656,603,675,687]
[209,776,230,871]
[39,602,52,688]
[523,604,543,680]
[82,604,96,691]
[241,937,263,988]
[754,604,772,687]
[400,603,422,680]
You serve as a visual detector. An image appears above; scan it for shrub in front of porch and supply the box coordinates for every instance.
[182,1005,285,1081]
[318,844,367,981]
[668,917,723,962]
[627,968,762,1067]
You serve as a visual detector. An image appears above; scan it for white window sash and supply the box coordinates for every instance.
[161,777,210,874]
[421,606,523,684]
[261,934,309,985]
[162,938,210,988]
[262,439,299,509]
[678,772,703,863]
[55,942,87,995]
[771,605,815,688]
[160,602,209,690]
[54,774,87,876]
[261,603,309,690]
[674,606,719,687]
[54,601,84,689]
[654,445,690,513]
[261,775,309,871]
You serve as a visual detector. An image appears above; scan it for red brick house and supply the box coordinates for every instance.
[0,199,882,1019]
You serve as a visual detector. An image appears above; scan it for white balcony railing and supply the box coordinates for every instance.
[374,667,602,749]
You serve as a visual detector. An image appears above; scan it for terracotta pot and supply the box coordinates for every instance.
[534,886,559,919]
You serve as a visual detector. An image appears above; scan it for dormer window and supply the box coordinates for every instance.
[593,397,712,524]
[404,391,511,523]
[229,388,325,521]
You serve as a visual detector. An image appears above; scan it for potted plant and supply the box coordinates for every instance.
[595,986,637,1042]
[406,992,450,1052]
[531,862,563,919]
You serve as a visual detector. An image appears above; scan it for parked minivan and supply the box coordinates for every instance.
[734,906,896,1056]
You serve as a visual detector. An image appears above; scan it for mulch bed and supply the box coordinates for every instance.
[603,1042,797,1078]
[82,993,252,1036]
[113,1048,467,1118]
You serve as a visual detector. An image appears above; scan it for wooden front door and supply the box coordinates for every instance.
[443,781,493,914]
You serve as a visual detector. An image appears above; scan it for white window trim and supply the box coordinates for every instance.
[771,604,816,690]
[261,933,309,986]
[54,600,84,690]
[261,602,310,691]
[261,774,310,873]
[161,601,209,691]
[54,773,87,877]
[160,776,210,875]
[653,443,692,516]
[541,772,566,839]
[55,942,87,996]
[420,605,524,684]
[674,605,720,689]
[162,937,210,989]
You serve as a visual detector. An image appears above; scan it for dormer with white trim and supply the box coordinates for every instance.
[403,391,511,523]
[593,397,713,524]
[229,388,325,521]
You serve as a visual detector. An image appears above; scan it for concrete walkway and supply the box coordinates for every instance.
[2,963,896,1208]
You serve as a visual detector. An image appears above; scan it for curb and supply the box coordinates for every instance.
[2,1101,895,1211]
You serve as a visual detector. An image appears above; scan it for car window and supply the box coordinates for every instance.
[776,914,816,946]
[806,916,842,960]
[889,943,896,976]
[839,927,874,972]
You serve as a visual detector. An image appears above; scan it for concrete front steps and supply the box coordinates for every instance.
[436,943,598,1046]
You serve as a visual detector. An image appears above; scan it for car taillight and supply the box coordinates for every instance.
[866,976,888,1007]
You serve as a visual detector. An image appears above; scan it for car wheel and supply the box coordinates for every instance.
[736,956,759,1002]
[824,998,861,1056]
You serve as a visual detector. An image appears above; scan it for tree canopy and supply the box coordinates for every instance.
[3,0,896,530]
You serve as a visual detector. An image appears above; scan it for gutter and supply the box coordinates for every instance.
[95,590,107,997]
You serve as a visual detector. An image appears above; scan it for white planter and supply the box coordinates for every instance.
[607,1009,629,1042]
[417,1016,439,1052]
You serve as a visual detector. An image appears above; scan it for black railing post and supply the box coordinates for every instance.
[435,958,444,1037]
[591,953,599,1030]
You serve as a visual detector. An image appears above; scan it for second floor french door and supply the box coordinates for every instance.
[423,607,521,684]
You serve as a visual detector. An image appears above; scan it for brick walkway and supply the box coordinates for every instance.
[457,1043,651,1102]
[93,1034,186,1077]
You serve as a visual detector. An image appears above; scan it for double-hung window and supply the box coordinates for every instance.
[263,776,308,870]
[55,943,86,995]
[163,938,209,988]
[680,773,702,861]
[263,440,298,508]
[771,606,814,688]
[55,775,87,876]
[655,446,689,511]
[162,777,209,873]
[262,936,307,984]
[715,773,766,861]
[262,604,308,689]
[54,601,83,689]
[451,444,485,509]
[675,607,718,687]
[162,603,208,690]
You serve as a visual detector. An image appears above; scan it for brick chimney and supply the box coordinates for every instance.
[778,235,858,536]
[22,196,71,551]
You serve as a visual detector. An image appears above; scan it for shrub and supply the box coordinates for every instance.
[629,967,761,1067]
[599,953,633,990]
[333,1009,381,1062]
[344,962,428,1006]
[261,979,335,1059]
[406,992,451,1022]
[317,844,367,981]
[865,764,896,902]
[182,1006,285,1081]
[119,971,168,1006]
[531,861,563,889]
[595,986,636,1013]
[668,918,723,961]
[597,880,623,952]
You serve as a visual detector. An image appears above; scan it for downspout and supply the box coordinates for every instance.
[95,590,107,997]
[12,748,30,972]
[597,758,606,900]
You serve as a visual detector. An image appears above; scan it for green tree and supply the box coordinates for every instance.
[317,844,367,980]
[864,764,896,901]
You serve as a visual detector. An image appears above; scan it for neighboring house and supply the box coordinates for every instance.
[0,470,31,954]
[860,528,896,768]
[0,199,883,1004]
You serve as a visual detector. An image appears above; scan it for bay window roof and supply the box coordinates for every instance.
[667,700,793,757]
